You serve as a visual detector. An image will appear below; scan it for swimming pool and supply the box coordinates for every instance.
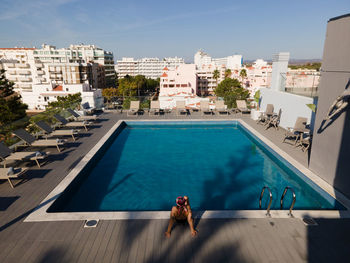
[48,121,344,213]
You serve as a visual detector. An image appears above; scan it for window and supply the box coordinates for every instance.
[181,84,187,87]
[66,88,69,91]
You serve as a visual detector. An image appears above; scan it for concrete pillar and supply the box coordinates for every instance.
[271,52,290,91]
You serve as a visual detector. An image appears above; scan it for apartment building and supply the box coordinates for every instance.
[115,57,184,79]
[0,45,109,109]
[194,50,242,70]
[197,64,226,95]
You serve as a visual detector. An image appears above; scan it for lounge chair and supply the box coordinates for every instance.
[215,101,229,115]
[149,101,161,115]
[257,104,274,125]
[127,101,140,116]
[53,114,90,131]
[81,102,95,115]
[300,135,312,153]
[67,108,98,121]
[0,142,48,168]
[236,100,251,114]
[282,117,308,145]
[176,101,188,116]
[13,129,65,152]
[200,101,213,115]
[0,167,28,188]
[265,109,282,130]
[35,121,78,141]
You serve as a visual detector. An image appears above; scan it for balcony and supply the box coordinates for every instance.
[8,77,17,81]
[6,63,15,68]
[18,70,31,75]
[19,83,32,89]
[18,77,32,82]
[7,70,16,75]
[35,63,43,68]
[17,63,30,68]
[37,70,45,75]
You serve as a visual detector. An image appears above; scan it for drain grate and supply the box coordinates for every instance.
[302,217,318,226]
[84,219,99,228]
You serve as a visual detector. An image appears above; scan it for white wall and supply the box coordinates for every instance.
[259,88,315,129]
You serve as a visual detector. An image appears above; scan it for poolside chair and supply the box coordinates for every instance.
[176,101,188,116]
[67,108,98,121]
[265,109,282,130]
[236,100,251,115]
[149,101,161,116]
[300,135,312,153]
[200,101,213,115]
[35,121,78,141]
[0,142,48,168]
[53,114,90,131]
[13,129,65,152]
[0,167,28,188]
[215,100,229,115]
[282,117,308,145]
[257,104,274,125]
[81,102,95,115]
[127,101,140,116]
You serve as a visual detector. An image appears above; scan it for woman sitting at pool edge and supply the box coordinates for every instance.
[165,196,197,238]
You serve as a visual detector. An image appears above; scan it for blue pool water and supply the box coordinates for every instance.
[49,121,344,212]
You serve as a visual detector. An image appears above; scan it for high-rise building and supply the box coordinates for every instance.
[115,57,184,79]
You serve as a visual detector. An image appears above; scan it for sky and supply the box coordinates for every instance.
[0,0,349,62]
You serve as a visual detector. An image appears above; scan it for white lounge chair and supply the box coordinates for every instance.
[200,101,213,115]
[149,101,161,115]
[236,100,251,114]
[13,129,65,152]
[0,142,48,168]
[35,121,78,141]
[0,167,28,188]
[215,101,229,115]
[176,101,188,116]
[127,101,140,116]
[53,114,90,131]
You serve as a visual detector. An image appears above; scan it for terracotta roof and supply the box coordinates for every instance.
[53,85,63,91]
[0,48,35,50]
[161,72,168,77]
[163,67,169,71]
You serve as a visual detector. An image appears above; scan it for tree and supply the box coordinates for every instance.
[0,69,28,125]
[47,93,82,110]
[224,69,232,79]
[102,87,119,103]
[213,69,220,87]
[239,69,247,87]
[214,77,249,108]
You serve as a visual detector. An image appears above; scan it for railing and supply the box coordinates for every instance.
[282,71,320,98]
[259,186,273,217]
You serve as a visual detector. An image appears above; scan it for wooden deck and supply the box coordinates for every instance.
[0,111,349,263]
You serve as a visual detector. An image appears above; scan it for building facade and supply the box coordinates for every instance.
[115,57,184,79]
[194,50,242,70]
[0,44,111,109]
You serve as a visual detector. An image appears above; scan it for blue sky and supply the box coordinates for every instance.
[0,0,349,62]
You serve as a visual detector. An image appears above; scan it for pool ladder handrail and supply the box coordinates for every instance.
[280,186,296,216]
[259,186,272,217]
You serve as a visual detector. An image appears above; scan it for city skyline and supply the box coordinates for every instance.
[0,0,349,62]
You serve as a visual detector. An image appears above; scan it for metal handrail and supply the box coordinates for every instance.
[259,186,272,217]
[280,186,296,216]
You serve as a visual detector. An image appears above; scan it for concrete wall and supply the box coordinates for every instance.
[271,52,289,92]
[260,88,315,129]
[309,14,350,198]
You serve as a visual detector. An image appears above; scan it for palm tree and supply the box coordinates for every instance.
[239,69,247,87]
[213,69,220,88]
[224,69,232,79]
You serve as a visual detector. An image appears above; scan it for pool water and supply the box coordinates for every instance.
[50,122,344,212]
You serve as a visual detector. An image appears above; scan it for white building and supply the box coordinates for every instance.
[197,64,226,95]
[194,50,242,70]
[116,57,184,79]
[23,83,103,110]
[0,45,111,109]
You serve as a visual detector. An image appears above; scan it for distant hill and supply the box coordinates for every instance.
[243,59,322,64]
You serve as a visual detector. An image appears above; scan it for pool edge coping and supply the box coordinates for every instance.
[24,119,350,222]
